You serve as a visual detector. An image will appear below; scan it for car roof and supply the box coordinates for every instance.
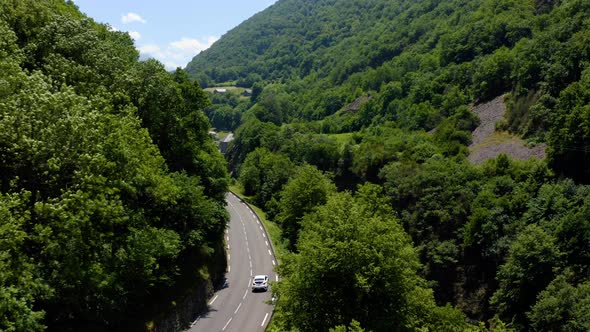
[254,275,268,279]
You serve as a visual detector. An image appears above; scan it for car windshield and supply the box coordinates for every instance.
[255,278,265,282]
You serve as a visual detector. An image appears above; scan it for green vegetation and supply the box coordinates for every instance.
[0,0,228,330]
[190,0,590,330]
[5,0,590,330]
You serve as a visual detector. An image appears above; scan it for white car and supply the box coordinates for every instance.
[252,275,269,292]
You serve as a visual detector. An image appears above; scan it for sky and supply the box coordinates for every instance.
[74,0,277,70]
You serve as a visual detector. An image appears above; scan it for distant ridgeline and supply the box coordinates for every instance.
[187,0,590,331]
[0,0,228,331]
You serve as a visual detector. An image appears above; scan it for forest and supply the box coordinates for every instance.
[188,0,590,331]
[4,0,590,331]
[0,0,229,331]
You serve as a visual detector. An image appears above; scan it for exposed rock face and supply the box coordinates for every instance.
[468,96,546,164]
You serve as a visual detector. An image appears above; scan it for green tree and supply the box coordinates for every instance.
[0,192,50,332]
[238,147,295,206]
[275,164,336,249]
[274,190,466,331]
[528,271,590,331]
[491,224,562,329]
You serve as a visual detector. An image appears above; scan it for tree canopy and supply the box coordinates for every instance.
[0,0,228,330]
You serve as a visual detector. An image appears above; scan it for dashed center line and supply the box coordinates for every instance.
[205,194,277,331]
[222,317,232,331]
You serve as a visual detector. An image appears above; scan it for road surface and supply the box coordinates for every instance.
[187,193,277,331]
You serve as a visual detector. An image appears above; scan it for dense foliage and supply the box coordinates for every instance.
[191,0,590,181]
[273,185,467,332]
[193,0,590,330]
[0,0,228,330]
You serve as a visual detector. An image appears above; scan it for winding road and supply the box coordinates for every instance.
[187,192,277,332]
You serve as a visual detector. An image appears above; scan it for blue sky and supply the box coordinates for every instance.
[74,0,277,70]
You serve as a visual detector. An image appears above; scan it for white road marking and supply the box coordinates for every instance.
[249,260,252,268]
[268,249,272,256]
[260,226,263,231]
[222,317,232,331]
[234,302,242,314]
[227,254,230,261]
[272,259,276,266]
[262,233,266,238]
[261,313,269,327]
[208,295,219,305]
[276,275,279,282]
[243,290,248,299]
[256,220,260,225]
[265,240,268,247]
[228,265,231,272]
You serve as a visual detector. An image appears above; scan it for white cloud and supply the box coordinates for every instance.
[170,37,218,53]
[122,12,146,24]
[128,31,141,40]
[137,36,218,71]
[138,44,161,55]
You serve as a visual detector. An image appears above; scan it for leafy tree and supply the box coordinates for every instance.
[238,147,295,206]
[275,164,336,249]
[490,224,562,329]
[329,320,365,332]
[274,189,466,331]
[227,116,281,170]
[0,192,50,332]
[528,270,590,331]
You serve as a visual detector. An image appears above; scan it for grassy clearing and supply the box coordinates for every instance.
[228,185,289,263]
[470,131,521,152]
[327,132,354,145]
[204,86,247,94]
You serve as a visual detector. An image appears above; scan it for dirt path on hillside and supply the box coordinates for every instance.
[468,96,546,164]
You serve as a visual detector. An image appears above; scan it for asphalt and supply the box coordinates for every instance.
[187,193,277,332]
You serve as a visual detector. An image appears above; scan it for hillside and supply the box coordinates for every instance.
[187,0,590,331]
[468,96,546,164]
[0,1,228,330]
[188,0,589,180]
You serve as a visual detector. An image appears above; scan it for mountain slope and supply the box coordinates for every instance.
[186,0,421,84]
[0,0,228,330]
[186,0,590,330]
[190,0,590,179]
